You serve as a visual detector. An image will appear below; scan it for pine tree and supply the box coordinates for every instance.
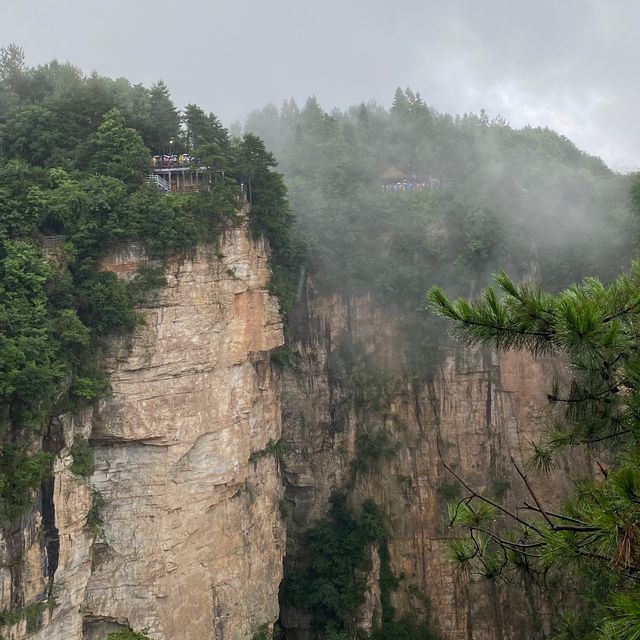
[428,267,640,639]
[145,80,180,153]
[0,43,26,89]
[89,108,149,186]
[182,104,228,152]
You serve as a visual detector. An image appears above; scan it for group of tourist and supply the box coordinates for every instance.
[382,178,441,192]
[151,154,197,168]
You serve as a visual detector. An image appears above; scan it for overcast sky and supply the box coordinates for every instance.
[2,0,638,171]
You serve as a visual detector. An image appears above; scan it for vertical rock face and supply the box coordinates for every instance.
[83,231,285,639]
[280,288,584,640]
[2,226,285,640]
[0,229,582,640]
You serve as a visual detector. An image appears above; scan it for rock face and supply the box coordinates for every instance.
[0,228,582,640]
[280,288,585,640]
[1,226,285,640]
[83,231,284,640]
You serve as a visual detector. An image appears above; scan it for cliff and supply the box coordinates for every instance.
[0,226,285,640]
[280,287,586,640]
[0,230,581,640]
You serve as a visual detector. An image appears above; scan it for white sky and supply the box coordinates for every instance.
[2,0,638,171]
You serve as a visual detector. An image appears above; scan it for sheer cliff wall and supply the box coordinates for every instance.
[280,287,586,640]
[0,231,583,640]
[0,227,285,640]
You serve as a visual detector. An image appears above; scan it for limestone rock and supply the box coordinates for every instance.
[5,227,285,640]
[280,287,582,640]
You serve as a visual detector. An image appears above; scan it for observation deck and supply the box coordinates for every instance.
[149,154,208,192]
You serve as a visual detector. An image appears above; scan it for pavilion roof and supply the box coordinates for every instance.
[381,166,407,182]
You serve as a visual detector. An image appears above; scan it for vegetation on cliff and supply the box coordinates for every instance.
[107,630,151,640]
[0,43,300,527]
[429,265,640,639]
[284,493,438,640]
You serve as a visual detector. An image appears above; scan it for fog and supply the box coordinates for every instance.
[2,2,638,364]
[1,0,639,171]
[239,93,637,375]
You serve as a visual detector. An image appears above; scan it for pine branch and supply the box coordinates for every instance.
[437,439,544,536]
[520,503,594,527]
[469,526,544,556]
[510,456,555,529]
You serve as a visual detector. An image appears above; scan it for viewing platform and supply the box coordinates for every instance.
[149,154,208,192]
[380,166,450,192]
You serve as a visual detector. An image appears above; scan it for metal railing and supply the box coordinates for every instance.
[40,235,66,249]
[146,174,170,192]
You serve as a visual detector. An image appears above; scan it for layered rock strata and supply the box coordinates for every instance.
[0,230,586,640]
[1,227,285,640]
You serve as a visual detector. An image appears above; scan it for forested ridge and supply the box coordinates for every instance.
[247,89,636,297]
[246,93,640,638]
[0,44,301,534]
[246,90,638,373]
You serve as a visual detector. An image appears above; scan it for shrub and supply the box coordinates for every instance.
[87,489,105,535]
[0,600,47,632]
[350,426,399,476]
[0,449,53,524]
[127,264,167,303]
[252,623,272,640]
[107,630,152,640]
[270,345,295,369]
[69,436,94,476]
[436,482,461,501]
[249,438,287,466]
[490,479,510,500]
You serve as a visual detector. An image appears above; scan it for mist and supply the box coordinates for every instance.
[246,92,636,288]
[2,0,640,171]
[1,6,640,639]
[238,92,637,374]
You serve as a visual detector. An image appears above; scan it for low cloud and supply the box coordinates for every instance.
[1,0,637,170]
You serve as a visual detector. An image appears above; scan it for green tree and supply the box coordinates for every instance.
[428,266,640,639]
[0,240,62,429]
[233,133,307,314]
[89,108,149,186]
[233,132,277,204]
[0,161,46,239]
[284,494,386,634]
[144,80,180,153]
[182,104,228,152]
[0,43,27,107]
[0,105,63,166]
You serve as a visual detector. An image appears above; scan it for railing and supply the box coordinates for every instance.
[146,174,170,192]
[381,180,441,193]
[40,235,66,249]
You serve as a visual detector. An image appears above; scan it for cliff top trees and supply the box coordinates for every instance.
[145,80,181,154]
[233,133,307,314]
[0,49,298,531]
[428,267,640,639]
[183,103,228,152]
[89,108,149,186]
